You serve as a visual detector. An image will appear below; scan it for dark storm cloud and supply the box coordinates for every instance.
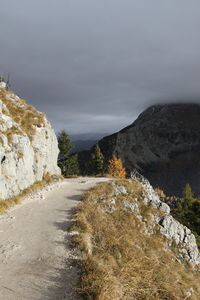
[1,0,200,134]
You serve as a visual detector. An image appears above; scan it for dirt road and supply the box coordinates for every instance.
[0,177,108,300]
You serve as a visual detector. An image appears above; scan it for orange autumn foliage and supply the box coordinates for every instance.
[108,154,126,178]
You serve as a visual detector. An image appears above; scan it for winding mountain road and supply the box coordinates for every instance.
[0,177,108,300]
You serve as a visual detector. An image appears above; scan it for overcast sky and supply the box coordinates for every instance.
[1,0,200,134]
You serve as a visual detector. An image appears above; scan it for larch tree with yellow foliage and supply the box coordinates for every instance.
[107,154,126,178]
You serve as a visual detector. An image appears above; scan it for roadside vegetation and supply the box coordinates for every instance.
[0,173,60,214]
[72,180,200,300]
[57,130,80,177]
[107,154,126,178]
[157,184,200,249]
[57,130,126,179]
[58,129,200,251]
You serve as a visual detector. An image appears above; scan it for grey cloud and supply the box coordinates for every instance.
[1,0,200,134]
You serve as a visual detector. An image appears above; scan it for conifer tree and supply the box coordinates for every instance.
[108,154,126,178]
[57,130,79,176]
[91,144,104,175]
[173,184,200,248]
[57,130,73,161]
[63,154,79,177]
[182,183,193,210]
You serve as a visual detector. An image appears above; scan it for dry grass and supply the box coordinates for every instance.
[0,173,60,214]
[4,126,23,143]
[72,180,200,300]
[0,135,3,145]
[155,187,166,199]
[0,87,45,141]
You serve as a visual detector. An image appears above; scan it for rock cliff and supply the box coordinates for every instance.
[0,82,60,200]
[130,170,200,266]
[98,104,200,196]
[104,175,200,267]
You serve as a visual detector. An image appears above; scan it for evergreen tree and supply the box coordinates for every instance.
[172,184,200,248]
[57,130,79,176]
[91,144,104,175]
[63,154,79,177]
[57,130,73,161]
[182,183,193,210]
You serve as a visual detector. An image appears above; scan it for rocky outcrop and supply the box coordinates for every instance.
[127,172,200,266]
[98,104,200,196]
[104,176,200,267]
[0,82,60,200]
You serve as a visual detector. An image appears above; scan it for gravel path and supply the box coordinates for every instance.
[0,177,108,300]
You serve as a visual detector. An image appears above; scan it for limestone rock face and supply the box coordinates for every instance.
[98,104,200,195]
[113,173,200,267]
[131,172,200,266]
[0,83,60,200]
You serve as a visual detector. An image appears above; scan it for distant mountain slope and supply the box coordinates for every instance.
[70,133,109,141]
[70,133,109,153]
[96,104,200,196]
[71,139,98,153]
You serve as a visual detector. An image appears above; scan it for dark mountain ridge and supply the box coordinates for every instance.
[79,103,200,196]
[70,133,109,153]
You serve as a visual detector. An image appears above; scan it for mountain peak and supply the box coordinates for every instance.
[96,103,200,196]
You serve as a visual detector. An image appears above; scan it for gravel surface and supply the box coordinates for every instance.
[0,177,109,300]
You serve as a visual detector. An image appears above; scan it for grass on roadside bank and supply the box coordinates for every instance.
[0,173,62,214]
[71,179,200,300]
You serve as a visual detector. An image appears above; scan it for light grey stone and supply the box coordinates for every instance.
[131,170,200,266]
[113,184,127,195]
[0,82,6,88]
[158,202,171,214]
[131,170,170,214]
[123,200,139,212]
[0,88,60,200]
[159,216,200,265]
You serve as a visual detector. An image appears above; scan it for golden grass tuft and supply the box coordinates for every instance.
[72,179,200,300]
[0,87,45,141]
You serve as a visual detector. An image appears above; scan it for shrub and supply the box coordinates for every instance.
[172,184,200,248]
[108,155,126,178]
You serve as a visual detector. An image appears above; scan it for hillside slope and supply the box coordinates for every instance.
[73,175,200,299]
[97,104,200,196]
[0,82,60,200]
